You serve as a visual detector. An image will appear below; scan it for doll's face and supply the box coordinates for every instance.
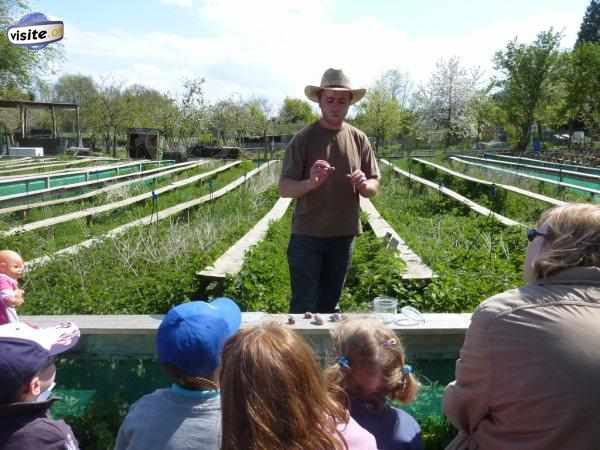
[0,253,24,279]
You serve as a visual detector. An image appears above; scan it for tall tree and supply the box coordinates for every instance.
[493,30,563,151]
[52,74,98,135]
[278,97,317,130]
[577,0,600,46]
[563,42,600,139]
[414,57,481,147]
[378,69,413,108]
[354,71,414,152]
[466,84,503,144]
[176,77,208,148]
[92,81,127,156]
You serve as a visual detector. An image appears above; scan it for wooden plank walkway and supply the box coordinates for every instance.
[380,159,523,227]
[0,161,207,216]
[0,161,180,204]
[451,157,600,197]
[198,196,292,279]
[2,161,239,236]
[26,161,275,268]
[360,197,434,280]
[413,158,565,206]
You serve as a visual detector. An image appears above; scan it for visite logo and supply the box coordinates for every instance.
[7,12,64,50]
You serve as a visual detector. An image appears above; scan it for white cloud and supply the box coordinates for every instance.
[54,1,583,110]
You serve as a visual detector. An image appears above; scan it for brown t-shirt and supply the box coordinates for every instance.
[280,121,380,237]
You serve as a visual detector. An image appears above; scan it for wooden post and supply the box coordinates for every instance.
[23,107,28,138]
[51,106,57,138]
[20,106,25,139]
[76,107,82,147]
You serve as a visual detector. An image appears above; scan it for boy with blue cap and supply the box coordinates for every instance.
[114,297,241,450]
[0,321,81,450]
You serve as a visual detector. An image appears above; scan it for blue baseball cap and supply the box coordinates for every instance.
[0,322,80,404]
[157,297,241,377]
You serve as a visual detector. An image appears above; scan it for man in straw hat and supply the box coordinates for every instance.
[279,68,380,314]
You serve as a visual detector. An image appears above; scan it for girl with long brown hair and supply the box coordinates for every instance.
[219,321,377,450]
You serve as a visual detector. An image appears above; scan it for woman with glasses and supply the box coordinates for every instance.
[443,203,600,450]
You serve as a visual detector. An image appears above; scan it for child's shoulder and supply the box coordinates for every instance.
[127,388,172,414]
[388,405,421,438]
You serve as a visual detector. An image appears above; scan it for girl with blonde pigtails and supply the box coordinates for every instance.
[326,318,423,450]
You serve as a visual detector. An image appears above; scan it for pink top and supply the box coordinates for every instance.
[0,273,19,325]
[337,416,378,450]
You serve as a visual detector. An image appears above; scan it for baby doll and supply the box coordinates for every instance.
[0,250,25,325]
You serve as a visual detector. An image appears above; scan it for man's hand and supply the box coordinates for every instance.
[310,160,335,189]
[348,169,368,190]
[348,169,379,197]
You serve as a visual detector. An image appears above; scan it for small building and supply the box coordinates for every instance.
[0,99,82,155]
[127,128,162,160]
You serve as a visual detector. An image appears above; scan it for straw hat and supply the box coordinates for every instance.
[304,68,366,105]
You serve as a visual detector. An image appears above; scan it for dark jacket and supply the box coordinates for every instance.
[0,398,79,450]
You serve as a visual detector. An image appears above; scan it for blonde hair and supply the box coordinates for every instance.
[533,203,600,279]
[325,318,419,410]
[219,322,349,450]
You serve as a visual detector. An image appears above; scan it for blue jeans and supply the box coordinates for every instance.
[287,234,355,314]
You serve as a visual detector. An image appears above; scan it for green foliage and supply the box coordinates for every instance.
[446,157,594,203]
[278,97,318,126]
[0,161,254,260]
[354,70,415,152]
[577,0,600,46]
[224,160,528,314]
[0,161,220,228]
[372,164,526,312]
[563,42,600,133]
[405,158,550,225]
[19,183,279,315]
[222,210,407,313]
[493,30,564,150]
[223,212,291,312]
[339,228,407,311]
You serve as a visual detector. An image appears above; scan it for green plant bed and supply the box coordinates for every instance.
[1,161,255,261]
[444,157,597,203]
[0,159,102,177]
[0,161,220,227]
[221,209,407,313]
[395,158,550,226]
[20,173,279,315]
[372,166,526,312]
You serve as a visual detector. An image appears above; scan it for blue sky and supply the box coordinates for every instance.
[24,0,592,109]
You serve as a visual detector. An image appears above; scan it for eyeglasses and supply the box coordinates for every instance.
[527,228,547,242]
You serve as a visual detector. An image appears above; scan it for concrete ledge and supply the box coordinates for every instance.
[22,313,470,361]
